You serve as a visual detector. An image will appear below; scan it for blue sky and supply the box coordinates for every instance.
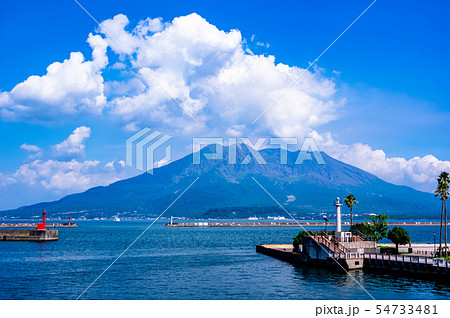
[0,0,449,209]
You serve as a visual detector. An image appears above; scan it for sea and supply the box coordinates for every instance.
[0,220,449,300]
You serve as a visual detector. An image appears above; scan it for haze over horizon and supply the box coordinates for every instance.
[1,0,450,210]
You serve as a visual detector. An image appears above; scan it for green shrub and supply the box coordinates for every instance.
[350,222,375,236]
[293,231,308,252]
[379,246,397,254]
[387,226,411,253]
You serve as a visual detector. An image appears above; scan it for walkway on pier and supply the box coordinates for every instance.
[364,253,450,268]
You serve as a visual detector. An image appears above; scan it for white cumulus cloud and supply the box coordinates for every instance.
[20,144,41,152]
[0,34,108,123]
[97,13,340,137]
[312,131,450,192]
[0,172,15,187]
[0,13,340,138]
[12,159,132,193]
[52,126,91,158]
[20,143,43,160]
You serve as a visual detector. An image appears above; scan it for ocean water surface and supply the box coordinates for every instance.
[0,220,449,300]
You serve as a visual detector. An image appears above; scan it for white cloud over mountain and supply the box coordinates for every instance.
[0,13,339,138]
[100,13,339,137]
[312,131,450,192]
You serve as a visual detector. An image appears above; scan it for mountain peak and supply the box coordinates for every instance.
[3,145,439,220]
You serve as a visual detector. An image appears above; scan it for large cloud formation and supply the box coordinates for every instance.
[312,131,450,192]
[3,127,136,206]
[0,34,108,122]
[0,13,339,137]
[13,159,127,192]
[100,13,339,136]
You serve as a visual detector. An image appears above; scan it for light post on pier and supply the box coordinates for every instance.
[323,215,329,234]
[334,197,343,241]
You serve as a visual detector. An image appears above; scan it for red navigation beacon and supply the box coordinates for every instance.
[37,210,46,230]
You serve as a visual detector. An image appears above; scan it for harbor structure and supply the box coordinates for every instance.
[260,197,377,270]
[0,213,77,228]
[37,210,47,230]
[0,210,58,241]
[256,244,450,279]
[334,197,342,237]
[256,196,450,279]
[1,229,58,241]
[333,197,354,243]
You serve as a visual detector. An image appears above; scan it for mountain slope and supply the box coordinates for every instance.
[3,145,441,219]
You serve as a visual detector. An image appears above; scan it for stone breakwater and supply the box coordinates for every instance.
[0,229,58,241]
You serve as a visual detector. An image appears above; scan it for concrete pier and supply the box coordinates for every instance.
[256,197,450,280]
[256,244,362,270]
[1,211,59,241]
[256,245,303,265]
[363,253,450,278]
[0,229,58,241]
[0,222,77,228]
[256,244,450,280]
[166,221,445,227]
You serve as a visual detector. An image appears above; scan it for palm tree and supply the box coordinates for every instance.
[435,171,449,257]
[435,183,446,257]
[441,172,449,256]
[344,194,357,227]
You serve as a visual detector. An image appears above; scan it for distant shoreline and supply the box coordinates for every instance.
[166,221,447,227]
[0,218,447,227]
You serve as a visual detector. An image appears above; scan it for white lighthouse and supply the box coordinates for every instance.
[334,196,352,242]
[334,197,343,240]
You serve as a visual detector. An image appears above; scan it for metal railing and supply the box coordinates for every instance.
[330,236,350,253]
[311,232,350,254]
[351,229,377,241]
[330,252,363,259]
[364,253,450,268]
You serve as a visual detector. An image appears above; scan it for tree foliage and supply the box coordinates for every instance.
[350,222,375,237]
[293,231,308,252]
[200,206,284,219]
[435,171,449,257]
[388,227,411,253]
[369,214,389,241]
[344,193,357,225]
